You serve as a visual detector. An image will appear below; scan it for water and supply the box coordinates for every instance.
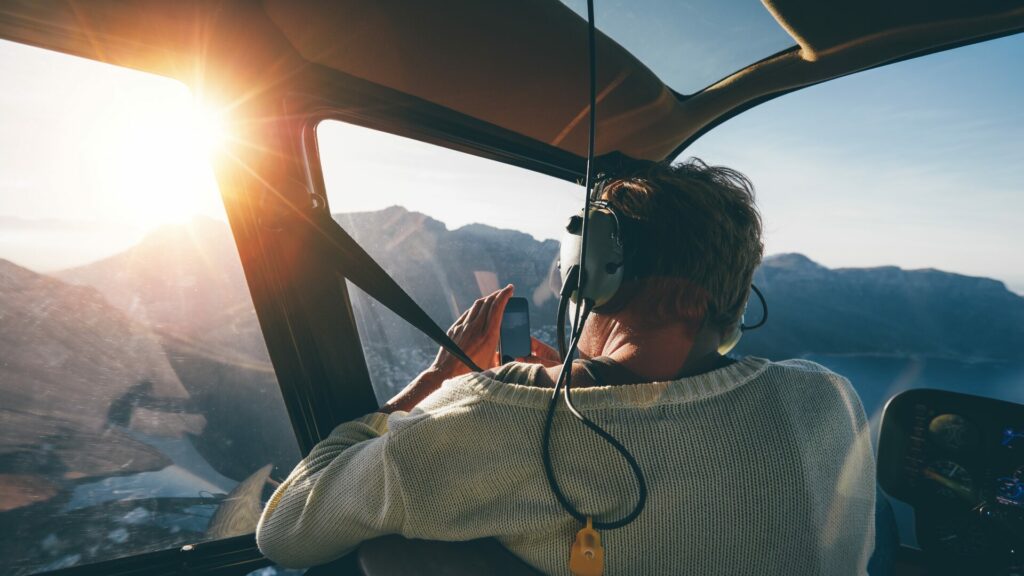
[806,355,1024,435]
[65,429,236,512]
[806,354,1024,548]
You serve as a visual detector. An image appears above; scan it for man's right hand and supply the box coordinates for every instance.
[519,337,561,367]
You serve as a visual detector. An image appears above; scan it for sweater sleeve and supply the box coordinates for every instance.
[255,412,405,568]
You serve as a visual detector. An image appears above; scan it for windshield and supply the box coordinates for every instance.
[684,32,1024,546]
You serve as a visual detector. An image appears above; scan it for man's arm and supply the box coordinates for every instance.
[257,285,517,566]
[256,412,402,568]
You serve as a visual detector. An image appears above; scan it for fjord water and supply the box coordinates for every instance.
[807,354,1024,432]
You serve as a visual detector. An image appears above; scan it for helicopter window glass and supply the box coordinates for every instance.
[316,120,584,403]
[0,39,301,573]
[684,33,1024,546]
[558,0,795,94]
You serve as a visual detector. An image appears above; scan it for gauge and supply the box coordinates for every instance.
[929,413,980,453]
[1001,427,1024,449]
[996,465,1024,508]
[923,460,976,502]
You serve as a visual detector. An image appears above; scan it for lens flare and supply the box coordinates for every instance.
[88,90,230,228]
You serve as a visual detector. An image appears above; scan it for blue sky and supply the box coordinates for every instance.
[560,0,795,93]
[0,28,1022,293]
[685,33,1024,292]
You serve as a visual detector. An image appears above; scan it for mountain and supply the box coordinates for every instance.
[335,206,561,329]
[738,253,1024,361]
[333,207,561,394]
[54,218,299,482]
[52,208,562,396]
[0,258,198,509]
[51,209,1024,396]
[6,209,1024,514]
[56,217,267,362]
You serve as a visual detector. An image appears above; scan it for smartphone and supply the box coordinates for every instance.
[500,297,531,361]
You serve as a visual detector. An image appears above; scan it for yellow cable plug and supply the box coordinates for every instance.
[569,517,604,576]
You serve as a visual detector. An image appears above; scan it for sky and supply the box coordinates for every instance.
[684,34,1024,292]
[0,27,1022,292]
[559,0,795,93]
[0,40,225,270]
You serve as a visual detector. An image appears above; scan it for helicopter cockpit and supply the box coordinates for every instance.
[1,0,1023,575]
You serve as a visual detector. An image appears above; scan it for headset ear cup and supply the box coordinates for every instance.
[559,204,625,307]
[718,323,743,355]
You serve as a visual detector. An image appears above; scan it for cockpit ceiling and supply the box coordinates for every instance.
[263,0,689,163]
[1,0,1023,165]
[265,0,1024,161]
[765,0,1022,60]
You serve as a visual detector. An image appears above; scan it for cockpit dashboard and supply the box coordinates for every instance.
[879,389,1024,575]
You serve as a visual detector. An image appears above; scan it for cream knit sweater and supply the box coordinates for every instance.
[257,357,875,574]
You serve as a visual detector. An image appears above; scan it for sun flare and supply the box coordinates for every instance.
[89,89,230,230]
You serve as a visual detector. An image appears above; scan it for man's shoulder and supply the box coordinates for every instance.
[768,357,842,375]
[757,357,850,384]
[752,357,867,421]
[754,357,858,400]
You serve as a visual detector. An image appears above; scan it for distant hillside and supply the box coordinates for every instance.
[334,207,561,393]
[54,219,298,481]
[0,258,194,500]
[334,206,561,329]
[47,208,1024,398]
[56,217,267,362]
[739,253,1024,361]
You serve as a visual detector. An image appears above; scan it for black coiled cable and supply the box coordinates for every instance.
[539,0,647,531]
[542,299,648,529]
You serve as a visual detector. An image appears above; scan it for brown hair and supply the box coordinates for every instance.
[599,158,763,331]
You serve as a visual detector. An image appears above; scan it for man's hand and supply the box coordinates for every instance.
[519,337,562,367]
[381,285,514,413]
[431,283,515,379]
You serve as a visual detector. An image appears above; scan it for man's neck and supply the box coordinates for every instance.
[542,314,727,387]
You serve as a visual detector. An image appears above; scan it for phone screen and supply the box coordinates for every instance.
[500,297,531,360]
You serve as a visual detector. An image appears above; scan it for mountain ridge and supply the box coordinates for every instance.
[43,208,1024,367]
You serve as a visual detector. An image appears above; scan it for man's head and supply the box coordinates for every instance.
[596,158,763,336]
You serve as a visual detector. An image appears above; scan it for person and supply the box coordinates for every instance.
[256,159,876,574]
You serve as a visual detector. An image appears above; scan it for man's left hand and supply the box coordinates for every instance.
[381,285,514,413]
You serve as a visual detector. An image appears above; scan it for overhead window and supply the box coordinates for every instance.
[0,40,300,573]
[559,0,795,94]
[316,120,583,403]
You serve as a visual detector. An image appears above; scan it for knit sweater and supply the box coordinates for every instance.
[256,357,875,575]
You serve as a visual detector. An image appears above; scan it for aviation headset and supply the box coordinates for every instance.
[556,187,766,356]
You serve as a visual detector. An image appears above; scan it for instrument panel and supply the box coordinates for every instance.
[878,389,1024,574]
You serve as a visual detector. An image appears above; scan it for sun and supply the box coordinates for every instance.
[91,87,230,230]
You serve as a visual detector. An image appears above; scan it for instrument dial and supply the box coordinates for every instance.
[929,414,980,453]
[923,460,976,503]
